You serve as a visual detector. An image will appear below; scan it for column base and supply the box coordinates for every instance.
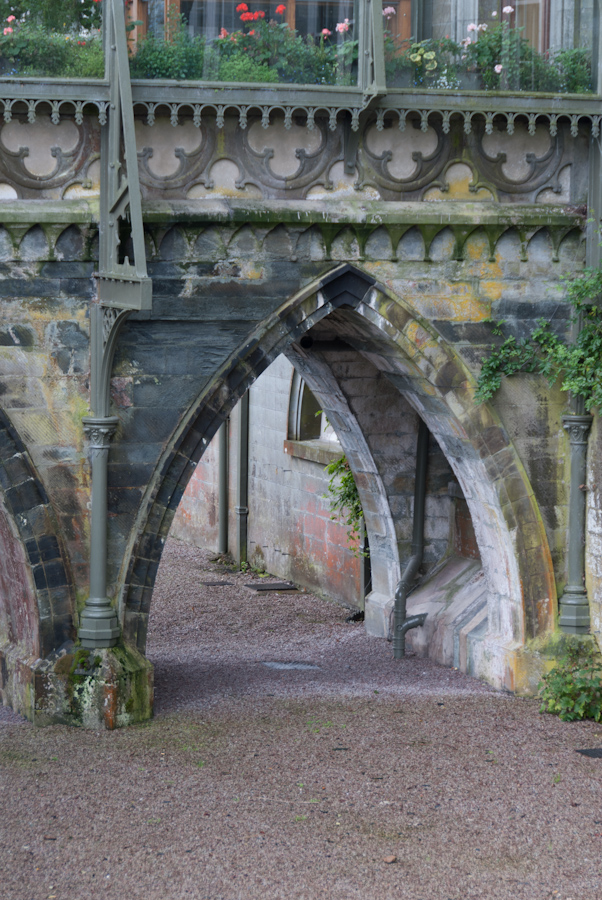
[0,642,153,729]
[558,586,590,634]
[78,604,121,648]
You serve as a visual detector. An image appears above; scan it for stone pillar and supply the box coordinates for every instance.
[78,416,121,649]
[558,414,593,634]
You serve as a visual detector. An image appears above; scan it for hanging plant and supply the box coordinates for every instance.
[324,454,367,556]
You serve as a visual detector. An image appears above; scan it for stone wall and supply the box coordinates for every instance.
[172,352,472,611]
[0,107,597,715]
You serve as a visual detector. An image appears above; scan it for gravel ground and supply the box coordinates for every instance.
[2,538,602,900]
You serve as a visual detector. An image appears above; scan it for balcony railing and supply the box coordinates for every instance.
[0,0,599,95]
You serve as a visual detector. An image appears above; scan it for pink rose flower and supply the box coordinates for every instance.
[494,64,503,73]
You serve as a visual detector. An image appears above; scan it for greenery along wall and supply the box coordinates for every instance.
[0,0,595,91]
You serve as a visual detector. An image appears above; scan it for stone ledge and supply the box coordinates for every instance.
[283,439,342,466]
[0,199,585,229]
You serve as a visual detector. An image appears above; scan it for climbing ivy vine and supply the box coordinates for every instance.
[325,454,367,556]
[476,267,602,411]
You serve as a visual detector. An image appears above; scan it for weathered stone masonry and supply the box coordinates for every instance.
[0,106,596,723]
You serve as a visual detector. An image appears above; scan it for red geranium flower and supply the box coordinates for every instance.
[275,4,286,13]
[236,3,248,10]
[253,10,265,18]
[240,11,254,20]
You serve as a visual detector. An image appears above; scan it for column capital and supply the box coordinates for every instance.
[82,416,119,449]
[562,414,593,446]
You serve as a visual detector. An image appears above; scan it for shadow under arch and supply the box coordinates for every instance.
[121,263,556,689]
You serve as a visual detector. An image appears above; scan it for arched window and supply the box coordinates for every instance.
[288,371,340,444]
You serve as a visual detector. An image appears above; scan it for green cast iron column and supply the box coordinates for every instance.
[558,414,593,634]
[78,416,121,648]
[235,393,249,567]
[218,420,229,556]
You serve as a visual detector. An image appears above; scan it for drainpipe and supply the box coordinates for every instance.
[218,420,229,556]
[393,418,429,659]
[235,392,249,567]
[359,517,371,607]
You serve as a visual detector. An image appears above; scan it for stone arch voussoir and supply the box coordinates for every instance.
[0,409,75,665]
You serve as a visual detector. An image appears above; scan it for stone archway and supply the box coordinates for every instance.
[121,264,555,693]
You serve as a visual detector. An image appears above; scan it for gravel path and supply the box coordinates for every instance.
[1,538,602,900]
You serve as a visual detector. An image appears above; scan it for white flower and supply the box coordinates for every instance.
[491,10,497,15]
[467,22,477,31]
[461,37,471,47]
[478,23,487,31]
[382,6,395,18]
[494,64,503,73]
[503,5,514,13]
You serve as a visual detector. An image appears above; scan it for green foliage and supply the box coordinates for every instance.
[130,22,206,80]
[382,19,592,93]
[476,268,602,412]
[129,11,349,85]
[388,37,461,88]
[219,53,278,84]
[539,644,602,721]
[214,15,345,85]
[555,47,593,93]
[0,18,104,78]
[240,560,268,574]
[63,37,104,78]
[463,21,592,92]
[0,0,101,33]
[324,454,366,555]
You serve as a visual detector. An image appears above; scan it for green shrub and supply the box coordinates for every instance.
[63,37,105,78]
[219,53,278,83]
[0,0,101,32]
[130,26,205,80]
[389,37,461,87]
[539,645,602,721]
[215,17,341,85]
[0,23,104,78]
[555,47,592,93]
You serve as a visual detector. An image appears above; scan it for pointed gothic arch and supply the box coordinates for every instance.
[118,263,556,692]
